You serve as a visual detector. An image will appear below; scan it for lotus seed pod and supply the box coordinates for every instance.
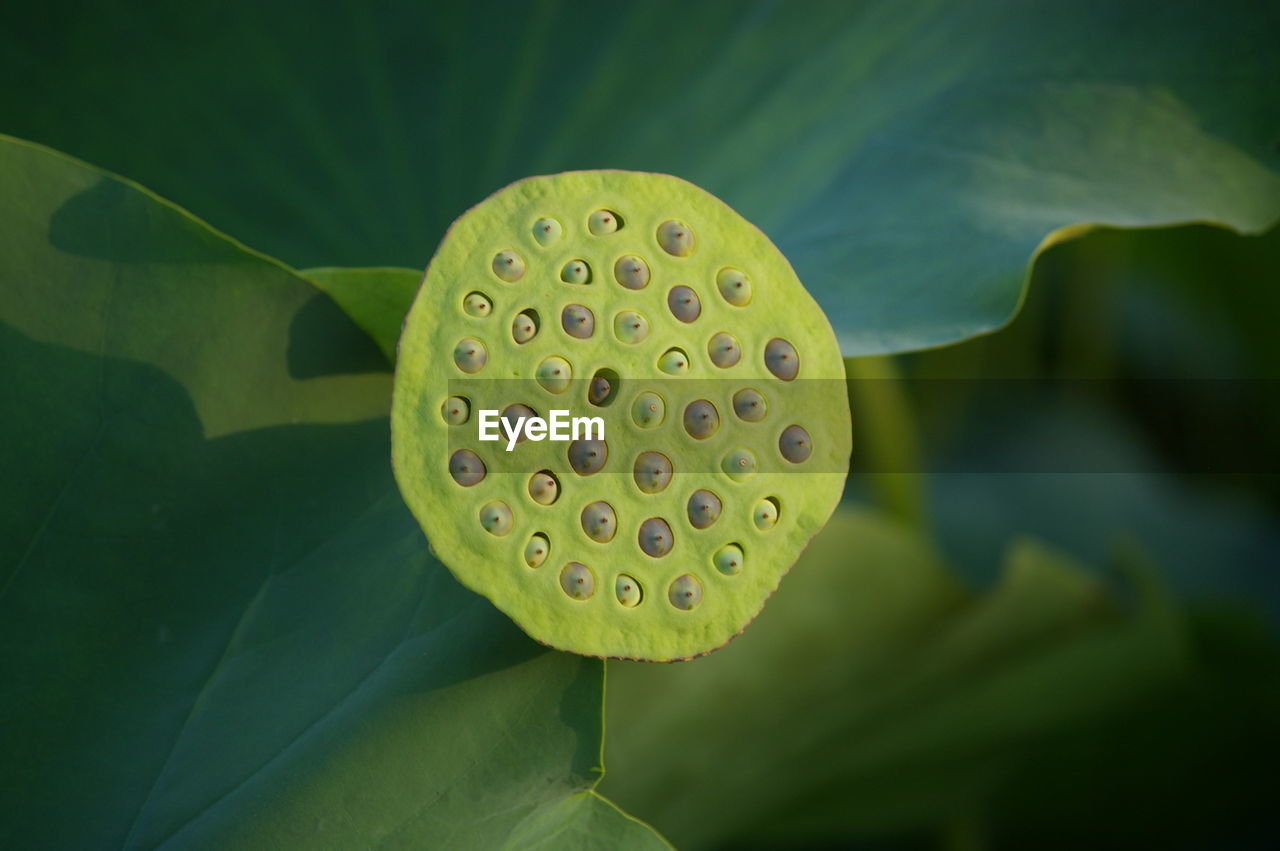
[393,170,850,661]
[683,399,720,440]
[528,470,560,505]
[631,391,665,428]
[658,347,689,375]
[512,311,538,343]
[441,396,470,425]
[453,338,487,373]
[492,250,525,282]
[479,500,513,536]
[714,543,744,576]
[716,267,751,306]
[732,388,767,422]
[638,517,674,558]
[537,356,572,393]
[501,404,536,444]
[561,259,591,284]
[667,285,701,323]
[581,501,617,543]
[560,562,595,600]
[753,498,779,530]
[765,337,799,381]
[708,332,741,368]
[668,574,703,610]
[614,255,650,289]
[613,310,650,344]
[562,303,595,338]
[525,533,550,568]
[463,291,492,317]
[687,489,722,529]
[449,449,486,487]
[567,439,607,476]
[533,217,562,245]
[657,220,695,257]
[615,575,642,608]
[633,451,673,494]
[588,209,620,235]
[779,424,813,464]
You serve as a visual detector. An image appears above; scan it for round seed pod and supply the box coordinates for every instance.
[682,399,720,440]
[512,311,538,344]
[449,449,486,487]
[393,170,850,660]
[708,332,741,368]
[613,310,650,344]
[463,292,492,317]
[588,209,620,235]
[561,259,591,284]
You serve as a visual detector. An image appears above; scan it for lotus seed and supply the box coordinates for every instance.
[633,451,673,494]
[525,533,550,568]
[568,439,608,476]
[512,311,538,344]
[533,217,562,246]
[614,255,650,290]
[657,220,695,257]
[479,500,513,536]
[501,404,537,444]
[492,250,525,282]
[668,574,703,610]
[581,501,617,543]
[588,209,620,235]
[613,310,650,344]
[588,369,618,407]
[562,304,595,338]
[667,285,701,323]
[708,332,741,368]
[732,388,767,422]
[560,562,595,600]
[615,575,642,608]
[561,259,591,284]
[686,489,722,529]
[753,498,779,530]
[537,356,572,393]
[683,399,720,440]
[658,347,689,375]
[716,267,751,306]
[453,338,487,373]
[441,396,470,425]
[528,470,560,505]
[638,517,674,558]
[631,391,665,428]
[721,448,756,481]
[448,449,486,487]
[714,543,744,576]
[463,292,492,317]
[779,424,812,463]
[765,338,799,381]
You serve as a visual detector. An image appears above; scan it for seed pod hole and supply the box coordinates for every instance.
[715,267,751,306]
[779,424,812,463]
[631,391,665,429]
[512,308,540,344]
[615,574,643,608]
[633,451,674,494]
[532,217,562,246]
[453,338,488,373]
[657,219,695,257]
[463,291,492,317]
[714,543,744,576]
[449,449,486,487]
[581,501,617,543]
[638,517,674,558]
[667,285,701,323]
[501,404,537,444]
[561,259,592,284]
[668,574,703,610]
[492,250,525,282]
[658,347,690,375]
[524,533,550,568]
[721,448,756,481]
[686,489,722,529]
[732,388,767,422]
[528,470,561,505]
[440,395,471,425]
[682,399,720,440]
[613,310,651,344]
[708,332,741,369]
[588,209,622,235]
[588,368,620,407]
[562,304,595,339]
[568,439,608,476]
[479,500,514,536]
[537,356,573,394]
[765,338,799,381]
[560,562,595,600]
[753,497,780,531]
[614,255,650,290]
